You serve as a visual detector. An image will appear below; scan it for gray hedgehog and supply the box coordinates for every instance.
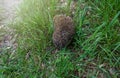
[53,15,75,49]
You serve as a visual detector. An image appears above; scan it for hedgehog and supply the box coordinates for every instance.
[52,15,75,49]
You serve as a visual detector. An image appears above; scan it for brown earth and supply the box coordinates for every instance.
[0,0,22,52]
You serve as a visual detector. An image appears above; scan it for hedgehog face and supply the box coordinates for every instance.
[53,15,67,29]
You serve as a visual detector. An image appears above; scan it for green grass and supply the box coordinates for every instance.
[0,0,120,78]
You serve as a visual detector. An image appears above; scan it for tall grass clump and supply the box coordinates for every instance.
[1,0,58,77]
[15,0,58,51]
[73,0,120,77]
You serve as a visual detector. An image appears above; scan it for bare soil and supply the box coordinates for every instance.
[0,0,22,52]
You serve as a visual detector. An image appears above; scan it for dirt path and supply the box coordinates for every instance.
[0,0,22,52]
[0,0,21,24]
